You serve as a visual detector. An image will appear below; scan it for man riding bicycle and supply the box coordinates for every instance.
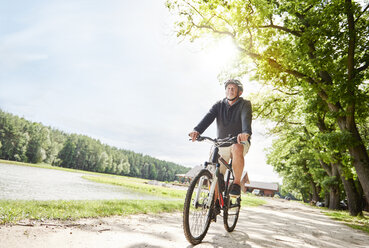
[189,79,252,197]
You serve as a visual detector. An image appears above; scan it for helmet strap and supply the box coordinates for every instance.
[227,96,239,101]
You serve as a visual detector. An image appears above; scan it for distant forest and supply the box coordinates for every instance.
[0,109,189,181]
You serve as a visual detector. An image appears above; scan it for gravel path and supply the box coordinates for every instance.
[1,198,368,248]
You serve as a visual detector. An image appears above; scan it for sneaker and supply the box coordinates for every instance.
[229,184,241,197]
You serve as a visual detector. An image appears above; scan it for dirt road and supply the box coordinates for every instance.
[1,198,368,248]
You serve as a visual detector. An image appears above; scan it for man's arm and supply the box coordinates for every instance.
[189,102,219,141]
[239,100,252,143]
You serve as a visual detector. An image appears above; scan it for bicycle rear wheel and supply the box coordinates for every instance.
[183,169,214,245]
[223,190,241,232]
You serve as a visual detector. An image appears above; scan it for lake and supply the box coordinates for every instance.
[0,163,162,201]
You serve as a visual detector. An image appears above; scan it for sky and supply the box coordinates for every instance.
[0,0,281,183]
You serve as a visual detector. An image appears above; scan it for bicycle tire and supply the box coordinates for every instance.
[223,186,241,232]
[183,169,214,245]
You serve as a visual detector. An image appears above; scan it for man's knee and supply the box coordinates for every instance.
[232,144,244,156]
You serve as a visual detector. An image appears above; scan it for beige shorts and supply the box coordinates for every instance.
[212,141,250,175]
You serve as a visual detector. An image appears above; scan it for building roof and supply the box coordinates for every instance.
[184,165,203,178]
[245,181,279,191]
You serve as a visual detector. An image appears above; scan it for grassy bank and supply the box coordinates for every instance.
[323,210,369,234]
[0,159,266,224]
[0,196,265,225]
[0,199,183,224]
[241,194,267,207]
[83,175,187,199]
[83,174,267,205]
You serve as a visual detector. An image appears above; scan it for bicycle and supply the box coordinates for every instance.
[183,135,242,245]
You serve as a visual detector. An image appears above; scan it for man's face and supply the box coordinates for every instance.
[226,83,242,99]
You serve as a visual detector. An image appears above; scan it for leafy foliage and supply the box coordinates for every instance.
[167,0,369,213]
[0,109,189,181]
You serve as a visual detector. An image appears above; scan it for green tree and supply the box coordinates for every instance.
[0,108,189,181]
[26,123,50,163]
[122,160,130,175]
[149,163,158,180]
[253,88,363,214]
[58,135,78,168]
[0,110,28,161]
[167,0,369,203]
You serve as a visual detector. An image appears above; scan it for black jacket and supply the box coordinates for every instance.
[194,98,252,140]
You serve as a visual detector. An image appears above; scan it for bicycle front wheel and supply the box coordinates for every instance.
[183,169,214,245]
[223,191,241,232]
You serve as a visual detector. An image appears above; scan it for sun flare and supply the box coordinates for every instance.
[199,37,239,71]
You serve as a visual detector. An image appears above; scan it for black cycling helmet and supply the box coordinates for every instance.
[224,79,243,92]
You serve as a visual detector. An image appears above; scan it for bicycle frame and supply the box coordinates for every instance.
[193,145,235,209]
[184,135,242,244]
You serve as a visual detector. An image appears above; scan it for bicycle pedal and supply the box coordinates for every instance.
[210,212,217,222]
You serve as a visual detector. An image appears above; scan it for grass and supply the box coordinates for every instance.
[241,193,267,207]
[0,199,183,224]
[82,174,267,206]
[323,210,369,234]
[0,195,265,225]
[82,175,187,199]
[0,159,266,225]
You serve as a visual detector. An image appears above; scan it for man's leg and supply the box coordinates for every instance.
[231,144,245,185]
[229,142,250,196]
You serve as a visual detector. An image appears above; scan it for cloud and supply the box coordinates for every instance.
[0,0,281,183]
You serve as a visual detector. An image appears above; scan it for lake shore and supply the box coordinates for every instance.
[0,161,265,225]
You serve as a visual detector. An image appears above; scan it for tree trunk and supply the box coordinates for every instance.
[336,117,369,207]
[334,162,363,216]
[310,180,320,203]
[315,111,367,214]
[329,165,340,210]
[347,143,369,205]
[318,159,341,209]
[324,192,329,208]
[329,186,340,210]
[301,160,319,203]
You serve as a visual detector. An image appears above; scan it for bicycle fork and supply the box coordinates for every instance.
[195,164,223,210]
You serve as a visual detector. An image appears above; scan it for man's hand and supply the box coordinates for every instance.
[189,131,200,142]
[237,133,250,144]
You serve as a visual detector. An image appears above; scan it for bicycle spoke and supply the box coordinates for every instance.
[183,169,213,245]
[223,193,241,232]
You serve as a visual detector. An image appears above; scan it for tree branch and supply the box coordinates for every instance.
[354,3,369,23]
[185,9,347,121]
[303,5,314,14]
[183,11,236,37]
[357,61,369,72]
[185,1,205,19]
[259,24,302,37]
[193,22,235,37]
[254,98,280,119]
[345,0,356,82]
[273,88,301,95]
[319,159,332,176]
[287,121,303,125]
[213,13,236,35]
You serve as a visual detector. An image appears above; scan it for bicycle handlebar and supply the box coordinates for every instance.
[195,135,238,146]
